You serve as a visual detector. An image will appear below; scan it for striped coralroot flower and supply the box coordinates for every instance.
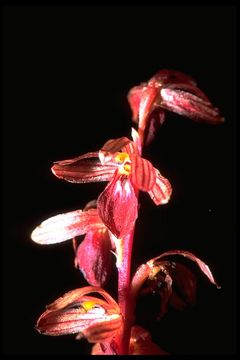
[36,287,122,344]
[130,250,221,320]
[51,129,172,239]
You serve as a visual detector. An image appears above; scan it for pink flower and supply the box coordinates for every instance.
[128,69,224,145]
[35,286,122,344]
[131,250,220,320]
[51,130,172,238]
[31,201,112,287]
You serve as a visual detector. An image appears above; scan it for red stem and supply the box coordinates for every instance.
[117,229,135,354]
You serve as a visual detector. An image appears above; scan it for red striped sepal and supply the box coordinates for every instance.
[51,152,116,183]
[31,208,103,245]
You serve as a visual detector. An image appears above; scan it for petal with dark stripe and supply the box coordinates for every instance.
[100,137,131,153]
[130,155,156,192]
[46,286,120,311]
[160,88,224,124]
[97,172,138,238]
[121,141,138,156]
[166,82,210,101]
[153,250,221,288]
[31,209,103,245]
[51,152,116,183]
[148,170,172,205]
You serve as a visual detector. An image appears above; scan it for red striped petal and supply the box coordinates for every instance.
[37,302,121,338]
[152,250,221,288]
[53,152,99,165]
[97,173,138,238]
[100,137,131,153]
[166,82,210,101]
[31,209,103,245]
[76,229,112,287]
[130,155,156,192]
[51,152,116,183]
[36,288,121,339]
[160,88,224,124]
[148,170,172,205]
[82,315,122,343]
[47,287,119,311]
[151,69,212,104]
[121,141,138,155]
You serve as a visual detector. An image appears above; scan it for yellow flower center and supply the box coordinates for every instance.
[115,152,131,176]
[81,301,96,312]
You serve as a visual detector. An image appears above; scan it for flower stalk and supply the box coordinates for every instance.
[117,231,135,354]
[116,126,144,354]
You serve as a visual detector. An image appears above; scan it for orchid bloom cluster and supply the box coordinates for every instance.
[31,69,223,355]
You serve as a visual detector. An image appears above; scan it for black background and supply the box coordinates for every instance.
[2,4,236,356]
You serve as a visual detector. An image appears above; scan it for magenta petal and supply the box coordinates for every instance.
[97,173,138,238]
[160,88,224,124]
[31,209,102,245]
[130,155,156,192]
[76,229,112,287]
[51,152,116,183]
